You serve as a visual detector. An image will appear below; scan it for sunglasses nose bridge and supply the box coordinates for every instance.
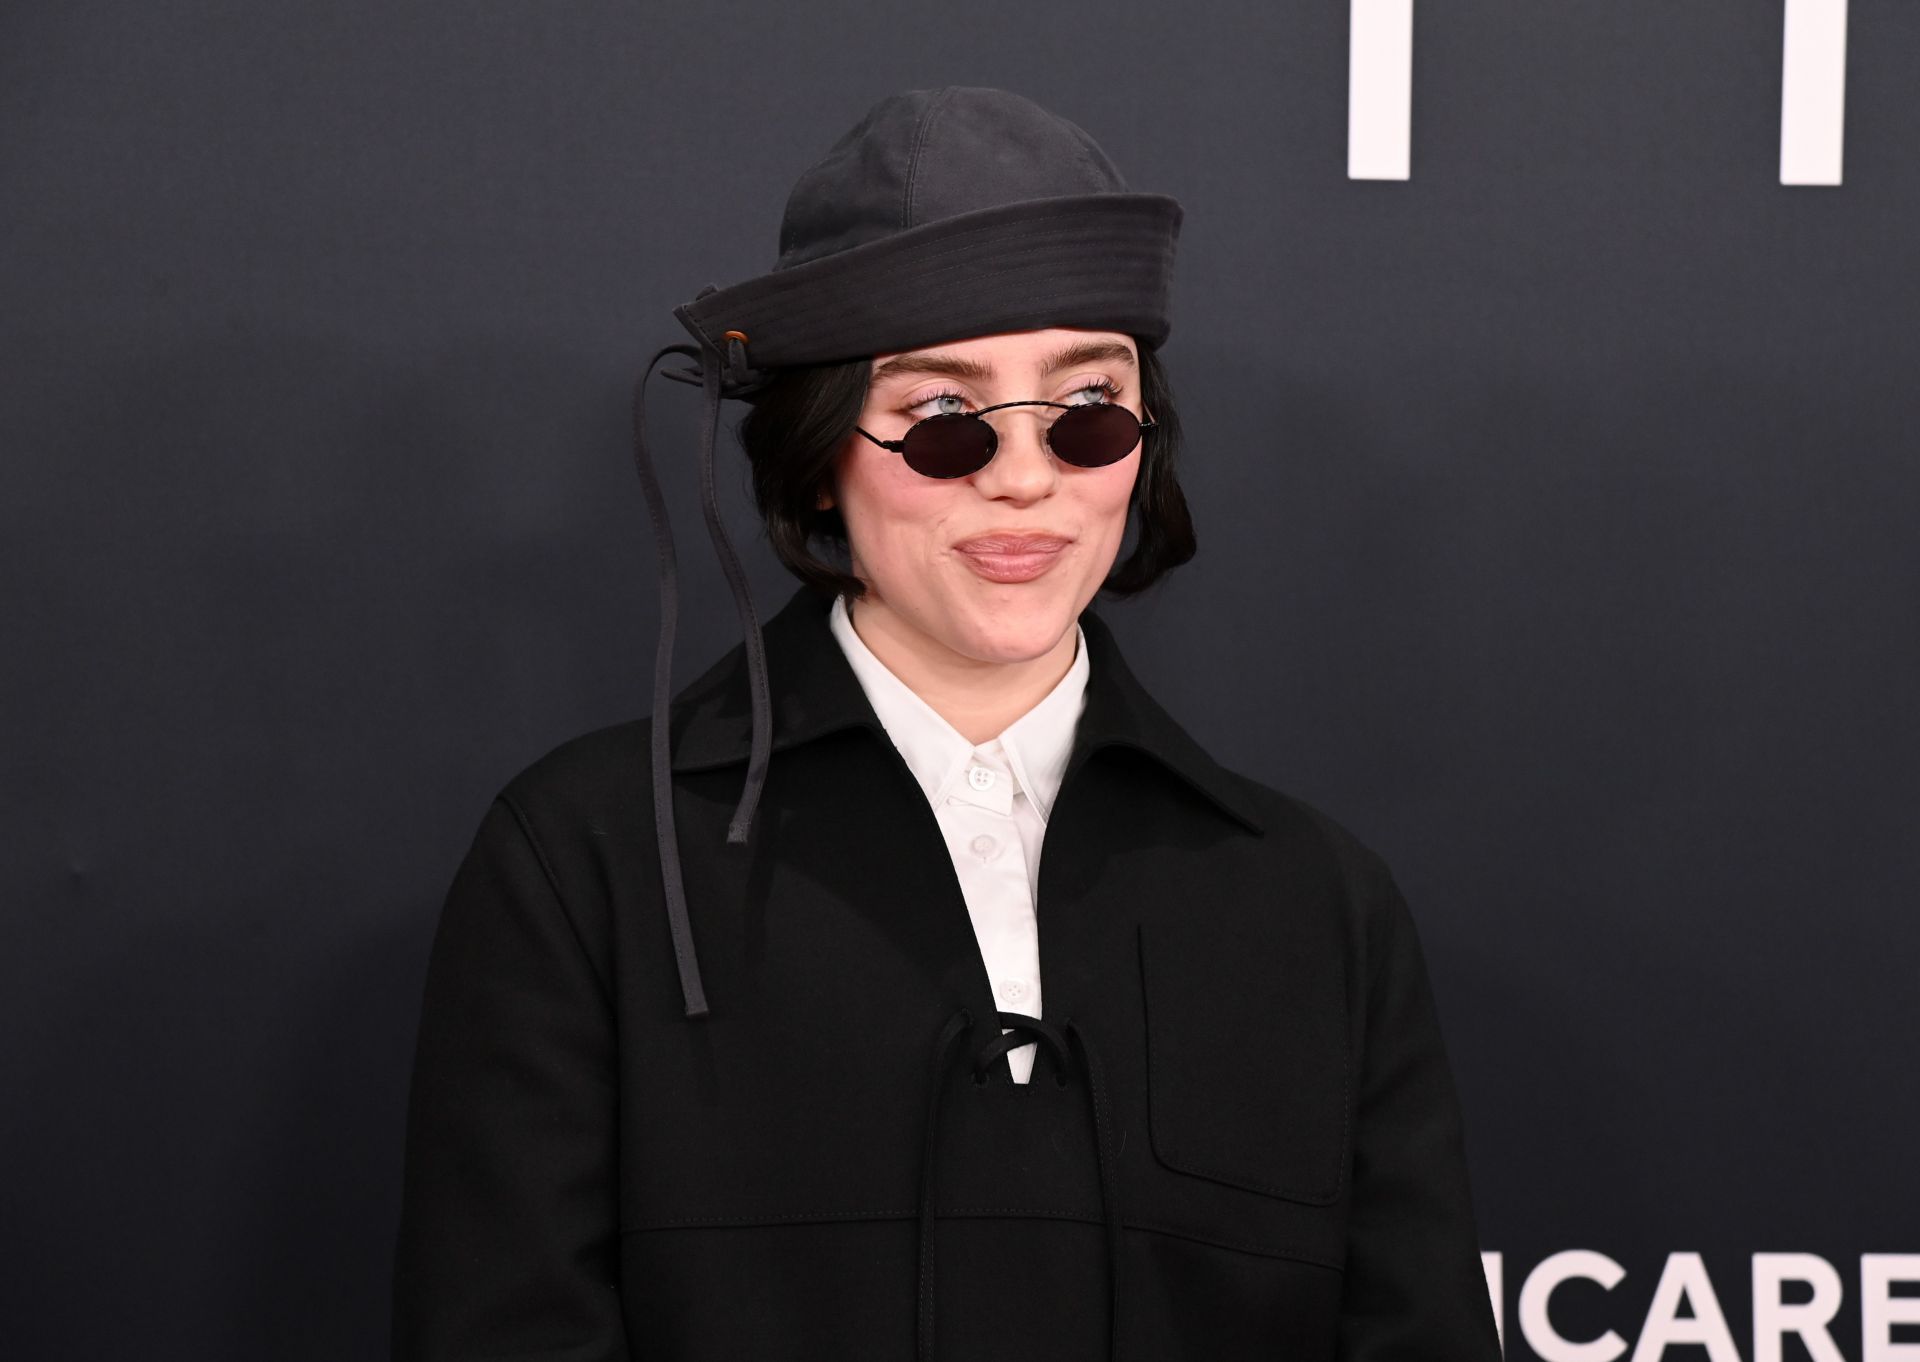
[978,403,1066,469]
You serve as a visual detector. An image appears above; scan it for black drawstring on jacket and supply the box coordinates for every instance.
[630,307,774,1019]
[918,1007,1126,1361]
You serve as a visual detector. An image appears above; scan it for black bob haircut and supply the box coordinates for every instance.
[734,337,1196,603]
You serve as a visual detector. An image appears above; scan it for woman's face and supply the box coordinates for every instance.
[822,326,1143,668]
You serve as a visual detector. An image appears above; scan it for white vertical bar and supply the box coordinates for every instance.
[1349,0,1414,180]
[1483,1253,1506,1355]
[1780,0,1848,185]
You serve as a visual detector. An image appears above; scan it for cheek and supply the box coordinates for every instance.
[1085,457,1142,532]
[837,445,956,556]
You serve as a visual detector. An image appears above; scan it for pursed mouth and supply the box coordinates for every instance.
[954,539,1071,556]
[953,541,1070,583]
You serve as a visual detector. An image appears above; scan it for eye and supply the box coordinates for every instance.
[1064,378,1124,406]
[903,385,976,420]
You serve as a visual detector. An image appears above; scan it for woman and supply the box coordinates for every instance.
[392,86,1501,1362]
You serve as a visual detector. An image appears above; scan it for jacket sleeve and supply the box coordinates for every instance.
[1335,853,1503,1361]
[391,793,629,1361]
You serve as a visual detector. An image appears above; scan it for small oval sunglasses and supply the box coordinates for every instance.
[854,398,1156,480]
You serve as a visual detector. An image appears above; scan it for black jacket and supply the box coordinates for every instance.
[391,582,1502,1362]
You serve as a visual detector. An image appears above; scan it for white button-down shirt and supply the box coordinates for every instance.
[828,593,1089,1083]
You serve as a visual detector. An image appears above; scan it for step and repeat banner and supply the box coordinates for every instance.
[3,2,1912,1358]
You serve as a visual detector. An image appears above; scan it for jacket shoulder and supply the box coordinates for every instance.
[458,720,659,1001]
[495,717,655,821]
[486,719,661,923]
[1217,764,1396,873]
[1209,765,1410,950]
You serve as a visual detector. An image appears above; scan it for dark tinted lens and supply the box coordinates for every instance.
[902,413,996,479]
[1048,403,1143,467]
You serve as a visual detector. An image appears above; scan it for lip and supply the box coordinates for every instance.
[953,532,1073,554]
[954,533,1071,584]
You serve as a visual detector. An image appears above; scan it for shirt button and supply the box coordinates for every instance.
[999,979,1027,1002]
[967,765,996,791]
[970,833,997,858]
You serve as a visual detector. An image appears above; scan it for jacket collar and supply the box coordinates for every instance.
[668,583,1265,837]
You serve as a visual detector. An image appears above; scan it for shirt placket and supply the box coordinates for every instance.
[939,747,1043,1083]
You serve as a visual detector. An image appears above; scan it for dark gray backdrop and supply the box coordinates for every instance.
[4,2,1914,1358]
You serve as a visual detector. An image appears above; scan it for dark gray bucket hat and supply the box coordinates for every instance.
[631,85,1184,1021]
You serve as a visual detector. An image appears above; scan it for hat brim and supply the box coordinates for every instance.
[673,192,1182,372]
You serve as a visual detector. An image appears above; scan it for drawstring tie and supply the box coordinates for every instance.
[630,304,774,1019]
[917,1007,1126,1361]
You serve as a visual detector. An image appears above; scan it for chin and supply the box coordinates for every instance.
[952,592,1078,661]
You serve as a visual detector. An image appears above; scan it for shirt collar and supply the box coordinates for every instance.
[825,591,1088,822]
[668,583,1264,838]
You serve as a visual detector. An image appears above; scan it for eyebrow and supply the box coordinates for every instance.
[870,339,1137,388]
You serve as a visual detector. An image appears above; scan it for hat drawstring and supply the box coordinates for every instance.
[630,335,775,1021]
[695,333,774,851]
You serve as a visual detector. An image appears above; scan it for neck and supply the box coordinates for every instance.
[847,593,1078,745]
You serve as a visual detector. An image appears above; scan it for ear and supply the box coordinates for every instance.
[816,486,835,511]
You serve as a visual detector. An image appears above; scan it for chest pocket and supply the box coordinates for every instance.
[1138,918,1350,1205]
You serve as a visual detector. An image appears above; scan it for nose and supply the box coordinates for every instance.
[973,407,1060,497]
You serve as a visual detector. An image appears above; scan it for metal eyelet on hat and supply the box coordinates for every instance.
[721,330,754,390]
